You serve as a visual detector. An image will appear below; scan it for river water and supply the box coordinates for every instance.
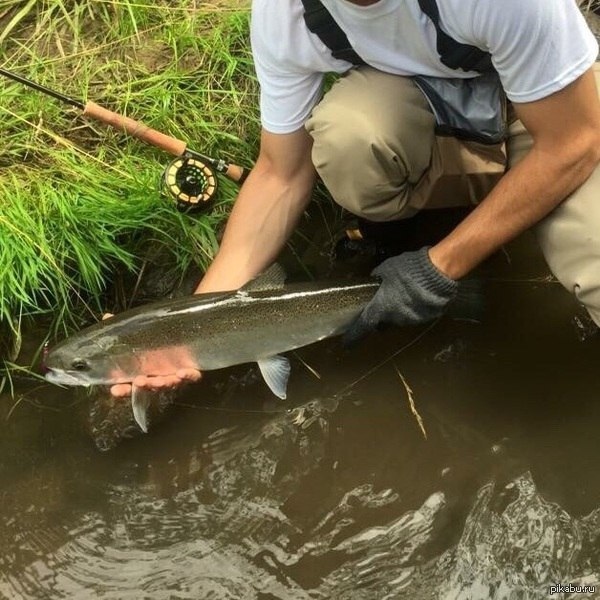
[1,232,599,599]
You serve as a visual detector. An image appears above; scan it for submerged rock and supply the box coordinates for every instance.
[85,386,177,452]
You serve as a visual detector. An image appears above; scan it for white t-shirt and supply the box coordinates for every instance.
[250,0,599,134]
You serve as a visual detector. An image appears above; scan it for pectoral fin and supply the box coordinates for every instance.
[131,384,151,433]
[257,355,291,399]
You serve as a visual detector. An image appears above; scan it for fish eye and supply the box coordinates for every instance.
[71,358,90,372]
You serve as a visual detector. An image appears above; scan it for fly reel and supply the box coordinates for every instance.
[163,155,218,212]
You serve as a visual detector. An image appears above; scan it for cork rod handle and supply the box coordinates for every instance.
[83,101,187,156]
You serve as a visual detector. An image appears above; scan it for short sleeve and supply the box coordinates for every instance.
[251,0,326,133]
[469,0,599,102]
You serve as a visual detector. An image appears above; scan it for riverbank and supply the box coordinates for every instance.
[0,0,598,371]
[0,1,257,363]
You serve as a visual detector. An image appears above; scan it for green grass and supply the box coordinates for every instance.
[0,1,258,361]
[0,0,597,370]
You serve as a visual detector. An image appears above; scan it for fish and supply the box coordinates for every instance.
[44,268,381,433]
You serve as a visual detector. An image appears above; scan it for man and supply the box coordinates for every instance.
[112,0,600,396]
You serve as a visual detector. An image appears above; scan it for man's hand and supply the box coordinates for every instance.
[110,369,203,398]
[429,67,600,281]
[344,246,458,343]
[102,313,202,398]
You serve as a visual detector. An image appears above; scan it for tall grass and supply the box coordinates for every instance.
[0,1,258,359]
[0,0,597,365]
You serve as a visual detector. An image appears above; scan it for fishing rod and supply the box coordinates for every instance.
[0,68,250,212]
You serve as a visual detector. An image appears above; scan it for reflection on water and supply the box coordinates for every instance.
[1,237,600,599]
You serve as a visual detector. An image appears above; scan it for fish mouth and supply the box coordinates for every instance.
[44,367,133,388]
[44,368,94,386]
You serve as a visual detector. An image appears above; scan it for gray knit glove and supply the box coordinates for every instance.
[344,247,458,343]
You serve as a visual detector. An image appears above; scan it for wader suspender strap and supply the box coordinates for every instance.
[301,0,366,66]
[301,0,493,73]
[416,0,493,73]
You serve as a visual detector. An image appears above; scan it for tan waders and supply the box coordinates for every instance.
[305,64,600,325]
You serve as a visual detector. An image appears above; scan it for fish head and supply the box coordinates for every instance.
[43,308,198,388]
[44,323,136,387]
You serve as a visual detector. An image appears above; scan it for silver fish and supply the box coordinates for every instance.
[44,274,379,432]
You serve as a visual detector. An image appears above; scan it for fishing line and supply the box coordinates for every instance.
[172,401,289,415]
[333,320,439,399]
[6,388,82,420]
[172,324,438,416]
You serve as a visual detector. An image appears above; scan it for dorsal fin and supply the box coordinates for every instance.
[241,263,287,292]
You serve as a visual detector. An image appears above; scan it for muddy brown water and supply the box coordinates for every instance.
[1,233,599,599]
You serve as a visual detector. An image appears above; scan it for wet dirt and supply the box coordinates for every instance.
[1,230,600,599]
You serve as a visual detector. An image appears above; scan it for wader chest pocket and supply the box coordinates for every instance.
[414,72,507,145]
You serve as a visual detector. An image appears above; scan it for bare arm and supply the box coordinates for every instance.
[110,127,315,397]
[429,67,600,279]
[196,127,317,293]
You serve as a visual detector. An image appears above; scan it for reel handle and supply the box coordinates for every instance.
[222,163,250,184]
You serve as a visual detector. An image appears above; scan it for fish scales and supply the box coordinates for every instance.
[187,283,378,369]
[44,279,379,386]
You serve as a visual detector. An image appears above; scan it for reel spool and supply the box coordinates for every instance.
[163,155,218,212]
